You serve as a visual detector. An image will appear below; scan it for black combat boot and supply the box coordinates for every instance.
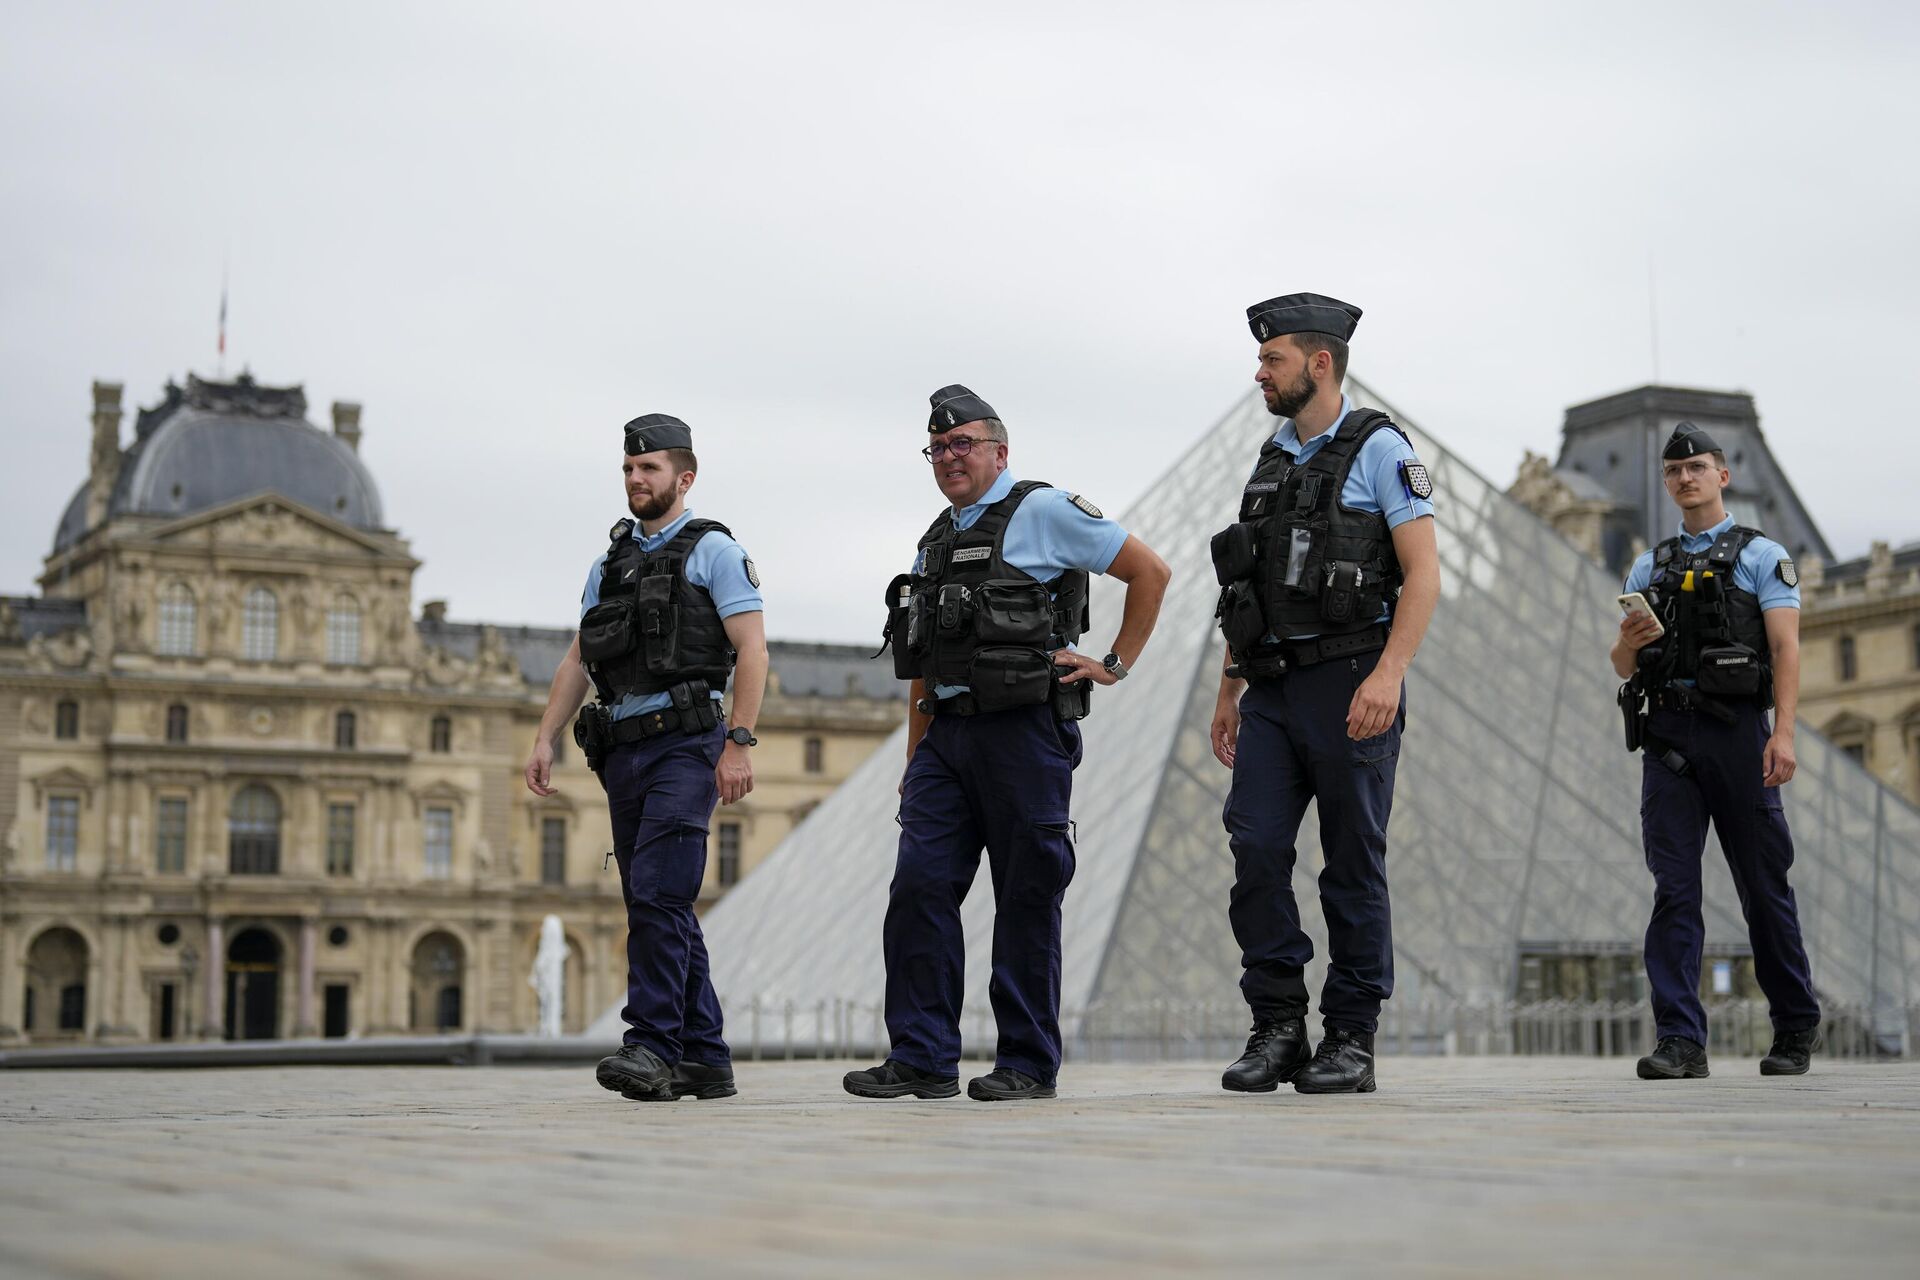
[1221,1017,1311,1092]
[596,1043,673,1101]
[1759,1028,1819,1076]
[842,1058,960,1100]
[1293,1026,1376,1094]
[967,1067,1055,1101]
[670,1059,737,1099]
[1636,1035,1710,1079]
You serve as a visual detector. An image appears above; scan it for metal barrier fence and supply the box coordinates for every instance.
[724,996,1917,1062]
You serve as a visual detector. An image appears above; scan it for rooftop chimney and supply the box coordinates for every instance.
[421,599,448,624]
[332,400,363,452]
[85,381,124,531]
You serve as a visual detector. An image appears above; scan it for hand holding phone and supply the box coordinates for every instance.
[1617,591,1665,643]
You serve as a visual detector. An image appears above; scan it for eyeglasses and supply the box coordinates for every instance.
[922,435,991,462]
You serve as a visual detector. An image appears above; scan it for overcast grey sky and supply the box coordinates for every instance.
[5,1,1916,642]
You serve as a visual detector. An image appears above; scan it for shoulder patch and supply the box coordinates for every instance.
[1777,558,1798,588]
[744,557,761,589]
[1069,493,1104,519]
[608,518,634,543]
[1399,460,1434,501]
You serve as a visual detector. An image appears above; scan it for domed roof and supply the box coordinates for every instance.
[53,373,385,553]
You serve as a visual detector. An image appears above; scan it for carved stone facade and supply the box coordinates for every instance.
[1797,541,1920,805]
[1,375,903,1046]
[1506,451,1634,567]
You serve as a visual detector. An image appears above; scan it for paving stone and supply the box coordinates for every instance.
[2,1058,1917,1277]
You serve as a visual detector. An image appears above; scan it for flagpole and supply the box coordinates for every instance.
[218,258,229,378]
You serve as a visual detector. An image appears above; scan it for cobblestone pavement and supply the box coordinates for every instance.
[3,1057,1917,1278]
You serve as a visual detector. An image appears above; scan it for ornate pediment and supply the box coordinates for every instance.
[145,495,408,561]
[31,766,97,806]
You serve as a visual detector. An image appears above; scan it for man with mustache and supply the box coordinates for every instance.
[525,413,767,1102]
[845,384,1170,1101]
[1211,293,1441,1095]
[1612,423,1820,1079]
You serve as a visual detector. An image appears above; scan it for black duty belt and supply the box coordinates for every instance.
[1236,623,1391,680]
[608,703,716,744]
[1648,684,1739,725]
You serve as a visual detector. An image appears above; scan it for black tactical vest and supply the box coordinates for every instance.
[880,481,1089,714]
[1639,525,1773,705]
[576,517,736,703]
[1211,409,1406,660]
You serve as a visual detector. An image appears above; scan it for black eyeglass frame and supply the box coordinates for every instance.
[921,435,994,462]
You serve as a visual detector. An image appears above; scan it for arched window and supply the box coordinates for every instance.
[54,700,79,740]
[242,588,278,661]
[156,584,197,655]
[228,785,282,875]
[334,710,357,750]
[165,703,190,743]
[430,715,452,754]
[326,595,361,665]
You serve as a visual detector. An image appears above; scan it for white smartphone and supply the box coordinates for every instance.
[1616,591,1665,639]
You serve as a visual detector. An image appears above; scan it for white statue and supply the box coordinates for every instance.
[529,914,567,1037]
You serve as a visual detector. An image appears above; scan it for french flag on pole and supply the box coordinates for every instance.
[218,281,228,357]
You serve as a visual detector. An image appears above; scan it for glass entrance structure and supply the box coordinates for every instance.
[593,379,1919,1056]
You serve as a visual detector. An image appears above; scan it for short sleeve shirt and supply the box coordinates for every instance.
[914,471,1130,697]
[580,508,763,719]
[1622,515,1801,611]
[1267,396,1435,639]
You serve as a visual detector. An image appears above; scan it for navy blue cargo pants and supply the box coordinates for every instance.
[1641,701,1820,1045]
[1225,650,1403,1034]
[883,702,1081,1085]
[602,724,730,1067]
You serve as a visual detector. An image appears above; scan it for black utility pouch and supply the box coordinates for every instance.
[633,575,678,673]
[882,574,916,678]
[1219,583,1268,653]
[1696,644,1763,699]
[577,599,637,666]
[1617,681,1646,753]
[967,646,1054,712]
[936,583,971,634]
[904,590,933,658]
[1052,672,1091,721]
[1320,561,1363,626]
[973,581,1053,645]
[1210,523,1257,586]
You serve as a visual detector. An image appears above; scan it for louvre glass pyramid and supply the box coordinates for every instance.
[593,378,1919,1050]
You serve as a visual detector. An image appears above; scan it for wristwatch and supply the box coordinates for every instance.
[1102,653,1129,681]
[726,727,758,747]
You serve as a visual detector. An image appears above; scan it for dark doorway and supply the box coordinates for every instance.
[155,982,178,1041]
[323,984,350,1038]
[224,927,282,1040]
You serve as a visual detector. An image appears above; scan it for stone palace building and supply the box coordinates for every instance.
[0,373,902,1046]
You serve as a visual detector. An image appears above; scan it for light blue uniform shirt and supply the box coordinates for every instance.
[1266,396,1435,640]
[912,471,1130,699]
[1622,514,1801,612]
[580,508,763,719]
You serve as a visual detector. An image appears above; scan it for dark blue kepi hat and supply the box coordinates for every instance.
[1246,293,1363,343]
[1663,422,1720,460]
[928,384,998,432]
[623,413,693,455]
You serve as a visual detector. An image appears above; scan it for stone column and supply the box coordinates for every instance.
[203,917,225,1039]
[296,918,317,1037]
[0,919,20,1044]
